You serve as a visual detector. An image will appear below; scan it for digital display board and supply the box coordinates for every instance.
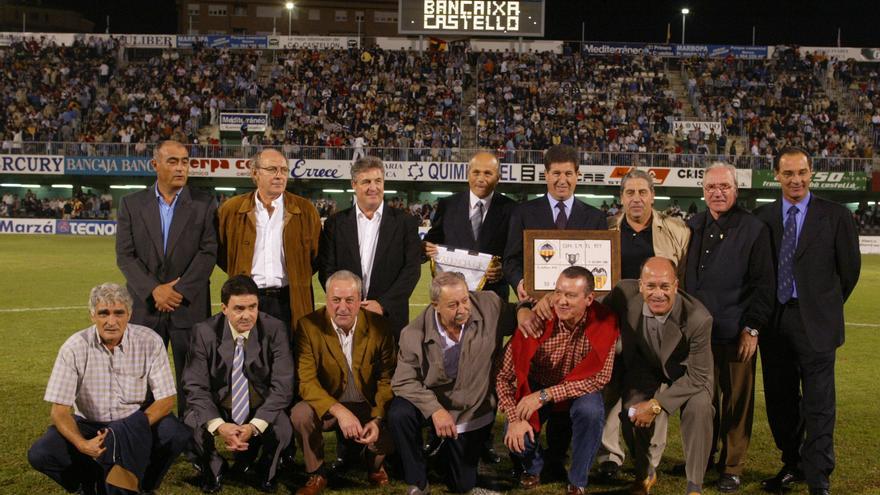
[398,0,545,37]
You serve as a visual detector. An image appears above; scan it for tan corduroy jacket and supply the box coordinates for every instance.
[608,208,691,282]
[217,191,321,331]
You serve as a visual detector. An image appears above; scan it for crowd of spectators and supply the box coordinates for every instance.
[0,189,112,219]
[685,48,872,159]
[834,60,880,149]
[475,52,681,155]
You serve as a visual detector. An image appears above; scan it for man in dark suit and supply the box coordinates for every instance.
[606,257,714,495]
[504,144,607,302]
[182,275,295,493]
[116,139,218,415]
[754,147,861,495]
[685,162,775,493]
[318,156,421,338]
[424,151,516,300]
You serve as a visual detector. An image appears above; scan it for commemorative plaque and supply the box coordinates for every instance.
[523,230,621,298]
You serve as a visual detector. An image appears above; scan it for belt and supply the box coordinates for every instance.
[783,298,799,307]
[258,286,289,296]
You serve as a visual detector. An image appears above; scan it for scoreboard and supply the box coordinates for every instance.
[398,0,545,37]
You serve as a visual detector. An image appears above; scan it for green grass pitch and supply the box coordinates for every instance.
[0,236,878,494]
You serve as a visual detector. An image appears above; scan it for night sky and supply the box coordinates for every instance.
[48,0,880,47]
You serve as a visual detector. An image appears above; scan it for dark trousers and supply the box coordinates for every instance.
[152,315,191,417]
[257,286,292,330]
[187,408,292,481]
[506,392,605,488]
[387,397,490,493]
[28,415,190,494]
[711,342,756,476]
[761,302,837,490]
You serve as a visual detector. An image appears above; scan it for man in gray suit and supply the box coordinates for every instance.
[116,140,218,415]
[182,275,294,493]
[606,258,714,495]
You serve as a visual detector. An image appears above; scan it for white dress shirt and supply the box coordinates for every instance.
[356,201,384,297]
[548,194,575,223]
[251,192,287,289]
[469,190,493,222]
[331,317,367,403]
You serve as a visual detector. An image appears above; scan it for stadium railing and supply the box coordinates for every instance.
[4,142,874,173]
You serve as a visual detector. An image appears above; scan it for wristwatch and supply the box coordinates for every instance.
[538,389,550,404]
[648,399,662,415]
[744,327,759,337]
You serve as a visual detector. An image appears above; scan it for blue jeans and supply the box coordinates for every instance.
[506,391,605,488]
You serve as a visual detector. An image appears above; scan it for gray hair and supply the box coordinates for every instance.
[152,140,184,161]
[350,156,384,181]
[620,168,655,195]
[88,283,133,315]
[430,271,467,303]
[704,161,738,190]
[326,270,363,297]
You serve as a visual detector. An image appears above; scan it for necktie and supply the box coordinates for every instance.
[231,336,249,425]
[777,205,798,304]
[471,201,484,241]
[555,201,568,229]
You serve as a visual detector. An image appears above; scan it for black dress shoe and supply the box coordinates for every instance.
[809,488,830,495]
[259,476,278,493]
[761,467,804,491]
[480,446,501,464]
[717,474,741,493]
[200,472,222,494]
[596,460,620,481]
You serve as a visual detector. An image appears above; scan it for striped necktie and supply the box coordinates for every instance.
[231,336,249,425]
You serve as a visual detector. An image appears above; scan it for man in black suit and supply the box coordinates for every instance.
[116,139,218,415]
[318,155,421,339]
[755,147,861,495]
[685,162,775,493]
[182,275,294,493]
[504,144,607,302]
[424,150,516,300]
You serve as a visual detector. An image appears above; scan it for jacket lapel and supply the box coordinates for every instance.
[351,311,370,386]
[372,207,395,276]
[321,311,350,372]
[218,318,235,373]
[164,186,193,259]
[794,197,820,260]
[767,200,784,250]
[141,187,165,257]
[343,208,363,277]
[461,195,478,244]
[659,297,685,369]
[245,322,261,369]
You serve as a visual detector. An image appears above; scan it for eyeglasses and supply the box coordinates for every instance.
[257,166,290,176]
[703,183,734,193]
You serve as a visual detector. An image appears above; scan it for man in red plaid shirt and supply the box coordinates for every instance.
[497,266,619,494]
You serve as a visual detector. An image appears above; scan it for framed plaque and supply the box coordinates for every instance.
[524,229,621,298]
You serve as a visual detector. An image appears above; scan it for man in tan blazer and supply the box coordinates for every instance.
[290,270,396,495]
[605,258,714,495]
[217,148,321,332]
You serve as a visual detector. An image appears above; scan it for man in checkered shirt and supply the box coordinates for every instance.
[497,266,619,495]
[27,283,191,495]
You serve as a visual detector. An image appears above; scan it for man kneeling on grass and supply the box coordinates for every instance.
[28,283,191,495]
[497,266,619,494]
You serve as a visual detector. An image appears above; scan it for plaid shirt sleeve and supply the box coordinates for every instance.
[44,344,78,406]
[495,341,518,420]
[146,338,176,401]
[546,342,615,403]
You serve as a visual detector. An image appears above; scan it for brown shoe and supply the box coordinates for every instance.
[566,485,587,494]
[368,466,389,486]
[629,472,658,495]
[519,473,541,489]
[296,474,328,495]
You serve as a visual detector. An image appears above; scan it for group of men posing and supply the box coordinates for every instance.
[27,140,860,495]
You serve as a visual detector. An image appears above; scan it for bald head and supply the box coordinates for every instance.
[639,257,679,316]
[468,151,501,199]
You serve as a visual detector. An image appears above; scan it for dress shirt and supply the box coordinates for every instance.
[154,184,180,253]
[642,302,671,357]
[44,324,176,423]
[620,218,655,279]
[469,190,493,222]
[548,194,575,225]
[433,311,495,433]
[206,322,269,435]
[331,317,367,404]
[781,192,811,298]
[356,201,384,296]
[496,310,615,419]
[251,192,288,289]
[698,210,731,274]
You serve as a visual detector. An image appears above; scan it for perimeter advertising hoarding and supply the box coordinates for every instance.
[0,155,65,175]
[752,170,868,191]
[398,0,545,37]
